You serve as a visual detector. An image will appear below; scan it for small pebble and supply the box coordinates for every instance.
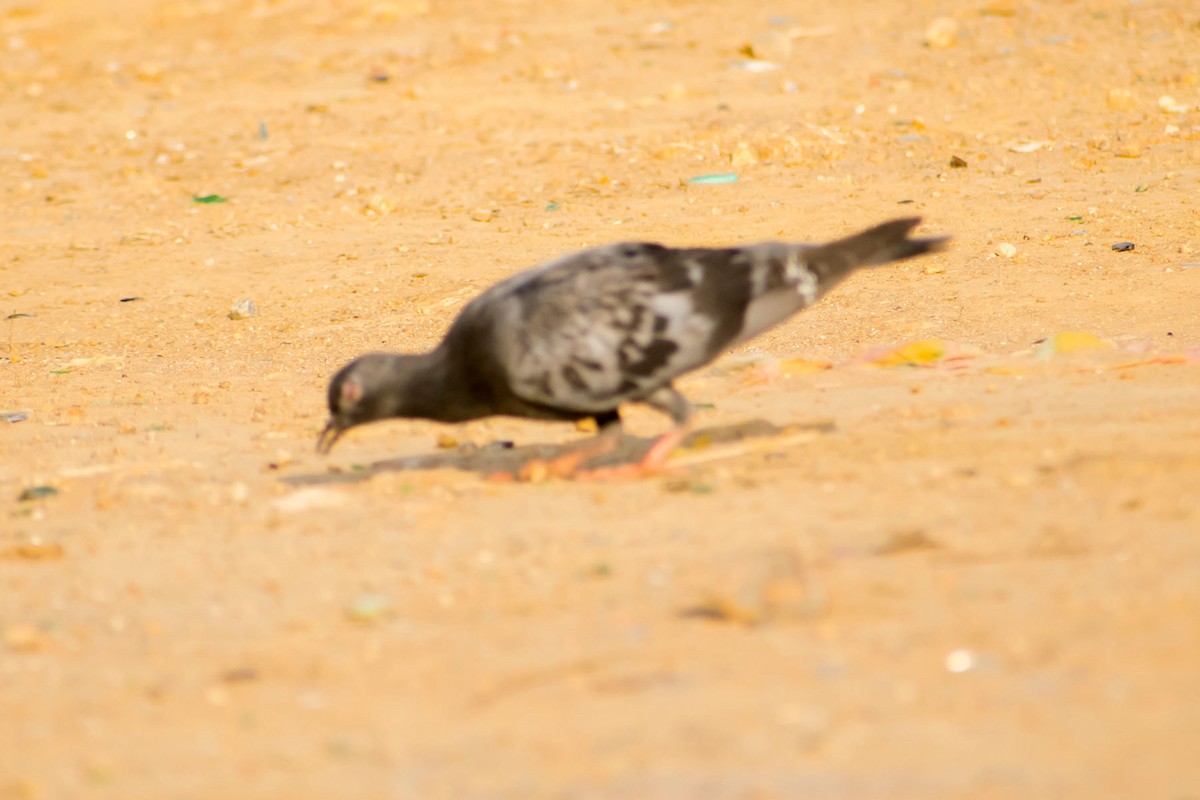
[273,487,346,512]
[1009,141,1048,153]
[995,242,1018,258]
[948,155,968,168]
[945,649,977,673]
[345,594,392,623]
[1111,242,1135,252]
[730,142,759,168]
[726,59,779,73]
[4,412,28,423]
[228,299,257,320]
[1158,95,1188,113]
[924,16,958,49]
[1107,88,1135,112]
[744,29,793,62]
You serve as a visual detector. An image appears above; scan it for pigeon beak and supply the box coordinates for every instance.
[316,419,344,455]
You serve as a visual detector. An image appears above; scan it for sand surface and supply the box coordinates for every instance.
[3,1,1200,797]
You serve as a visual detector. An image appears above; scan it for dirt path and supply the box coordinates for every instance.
[3,1,1199,797]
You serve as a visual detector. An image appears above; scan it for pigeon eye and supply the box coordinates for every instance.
[339,378,363,408]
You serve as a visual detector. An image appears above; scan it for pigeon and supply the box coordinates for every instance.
[318,217,947,476]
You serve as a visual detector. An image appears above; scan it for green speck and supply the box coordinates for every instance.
[50,369,71,375]
[545,202,560,211]
[193,194,229,204]
[1134,184,1148,193]
[19,485,58,502]
[694,402,717,411]
[1067,215,1083,222]
[687,173,739,185]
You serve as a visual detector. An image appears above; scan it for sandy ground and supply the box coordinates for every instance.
[3,0,1200,797]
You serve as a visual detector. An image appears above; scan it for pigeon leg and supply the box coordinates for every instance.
[510,412,624,482]
[575,386,694,481]
[572,425,690,481]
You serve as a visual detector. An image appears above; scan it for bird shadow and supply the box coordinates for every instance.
[282,419,835,487]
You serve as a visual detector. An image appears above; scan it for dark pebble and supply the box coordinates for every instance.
[1112,242,1135,252]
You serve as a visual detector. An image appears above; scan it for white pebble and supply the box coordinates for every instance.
[995,242,1018,258]
[228,298,257,320]
[273,487,346,513]
[924,17,958,49]
[945,649,977,673]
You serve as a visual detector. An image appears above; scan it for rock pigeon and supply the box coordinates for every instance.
[318,217,947,474]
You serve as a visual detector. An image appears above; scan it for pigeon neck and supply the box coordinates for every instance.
[392,346,485,423]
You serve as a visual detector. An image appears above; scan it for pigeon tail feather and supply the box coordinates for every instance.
[805,217,948,283]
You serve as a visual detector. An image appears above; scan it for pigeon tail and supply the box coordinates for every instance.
[804,217,949,284]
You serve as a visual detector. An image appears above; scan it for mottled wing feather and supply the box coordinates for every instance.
[484,243,748,414]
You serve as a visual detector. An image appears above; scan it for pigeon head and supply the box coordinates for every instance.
[317,352,430,454]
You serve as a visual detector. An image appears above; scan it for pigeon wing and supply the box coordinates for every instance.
[480,242,750,415]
